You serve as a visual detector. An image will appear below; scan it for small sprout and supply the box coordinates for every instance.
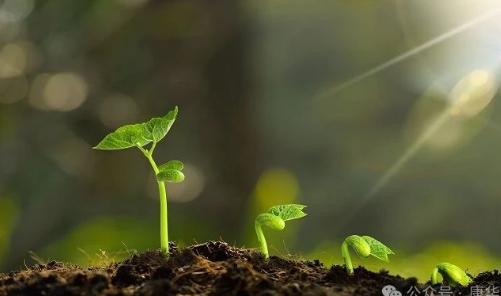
[94,107,184,254]
[255,204,307,259]
[341,235,394,275]
[431,262,472,287]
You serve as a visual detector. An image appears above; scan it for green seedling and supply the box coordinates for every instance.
[431,262,472,287]
[255,204,307,259]
[94,107,184,254]
[341,235,394,275]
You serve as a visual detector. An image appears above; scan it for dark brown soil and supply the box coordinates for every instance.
[0,241,490,296]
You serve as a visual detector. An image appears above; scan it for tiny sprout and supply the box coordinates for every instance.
[341,235,394,275]
[431,262,472,287]
[255,204,307,259]
[94,107,184,254]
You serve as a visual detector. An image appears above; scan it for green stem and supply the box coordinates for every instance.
[341,241,353,275]
[156,179,168,253]
[254,213,285,259]
[255,221,269,259]
[137,143,169,254]
[149,141,157,155]
[431,267,440,285]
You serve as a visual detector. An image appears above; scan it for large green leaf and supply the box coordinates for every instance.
[267,204,307,221]
[143,107,178,143]
[94,107,178,150]
[93,124,150,150]
[362,236,394,262]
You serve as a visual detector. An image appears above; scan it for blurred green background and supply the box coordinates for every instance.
[1,0,501,282]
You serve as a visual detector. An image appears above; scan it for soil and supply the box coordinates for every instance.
[0,241,495,296]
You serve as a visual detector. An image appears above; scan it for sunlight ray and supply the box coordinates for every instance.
[333,111,452,232]
[315,7,501,100]
[365,111,451,200]
[333,66,499,232]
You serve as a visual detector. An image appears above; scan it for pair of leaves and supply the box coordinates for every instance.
[267,204,307,221]
[94,107,178,150]
[157,160,184,183]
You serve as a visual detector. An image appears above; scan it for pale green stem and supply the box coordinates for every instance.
[149,141,157,155]
[341,241,354,275]
[136,143,169,254]
[341,235,371,275]
[255,220,269,259]
[254,213,285,260]
[431,267,440,285]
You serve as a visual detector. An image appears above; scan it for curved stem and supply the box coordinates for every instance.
[255,220,269,259]
[137,143,169,254]
[431,267,440,285]
[255,213,285,259]
[341,240,353,275]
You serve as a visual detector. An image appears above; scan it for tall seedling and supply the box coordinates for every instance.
[94,107,184,254]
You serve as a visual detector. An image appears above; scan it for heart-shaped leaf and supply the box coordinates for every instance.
[143,107,178,143]
[94,107,178,150]
[93,124,150,150]
[362,236,394,262]
[267,204,307,221]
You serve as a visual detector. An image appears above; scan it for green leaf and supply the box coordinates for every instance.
[362,236,394,262]
[94,107,178,150]
[157,159,184,183]
[267,204,307,221]
[143,107,178,143]
[158,160,184,171]
[93,124,150,150]
[157,169,185,183]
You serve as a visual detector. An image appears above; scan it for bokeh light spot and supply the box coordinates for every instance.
[0,43,27,78]
[98,94,138,128]
[168,164,205,203]
[449,69,497,118]
[41,73,88,112]
[0,0,34,23]
[468,69,489,87]
[254,168,299,211]
[449,106,461,116]
[51,137,94,176]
